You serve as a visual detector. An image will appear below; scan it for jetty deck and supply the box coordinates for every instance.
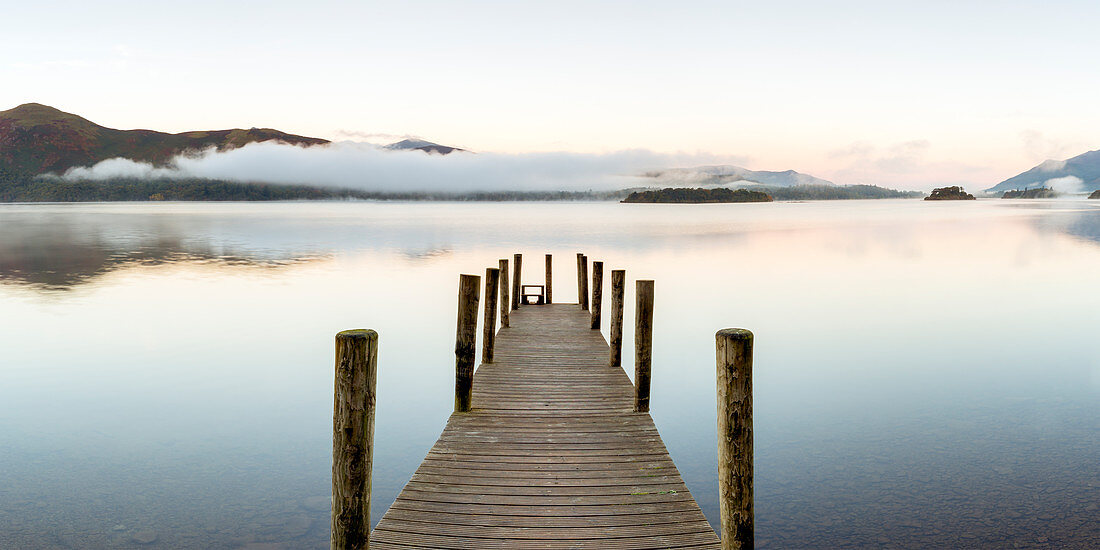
[370,303,720,549]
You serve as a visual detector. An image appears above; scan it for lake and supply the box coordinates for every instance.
[1,199,1097,549]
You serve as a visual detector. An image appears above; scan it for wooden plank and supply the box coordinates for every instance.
[371,303,719,548]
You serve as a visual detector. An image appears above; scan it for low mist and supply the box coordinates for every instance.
[1041,175,1087,195]
[60,142,731,192]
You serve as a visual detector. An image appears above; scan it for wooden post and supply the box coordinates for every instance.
[590,261,603,330]
[716,329,754,550]
[633,280,654,413]
[545,254,553,304]
[498,259,510,328]
[576,253,584,306]
[580,255,589,311]
[454,274,480,413]
[482,267,500,363]
[512,253,522,310]
[332,329,378,550]
[608,269,625,367]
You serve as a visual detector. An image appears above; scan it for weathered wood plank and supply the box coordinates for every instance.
[371,303,718,548]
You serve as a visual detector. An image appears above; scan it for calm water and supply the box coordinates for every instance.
[1,200,1098,549]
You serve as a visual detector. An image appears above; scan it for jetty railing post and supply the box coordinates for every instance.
[454,274,481,413]
[498,259,510,328]
[512,253,522,309]
[482,267,500,363]
[332,329,378,550]
[716,329,754,550]
[633,280,654,412]
[608,269,625,367]
[576,253,584,306]
[580,255,589,311]
[545,254,553,304]
[590,261,603,330]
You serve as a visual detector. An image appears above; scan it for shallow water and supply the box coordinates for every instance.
[0,199,1097,549]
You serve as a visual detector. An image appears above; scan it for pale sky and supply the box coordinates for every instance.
[4,1,1100,189]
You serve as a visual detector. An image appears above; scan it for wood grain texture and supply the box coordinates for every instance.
[371,304,718,549]
[591,261,603,330]
[512,254,523,311]
[454,274,481,413]
[608,270,625,368]
[634,280,654,413]
[545,254,553,304]
[716,329,753,550]
[499,259,510,328]
[482,268,500,364]
[333,329,378,550]
[580,256,589,311]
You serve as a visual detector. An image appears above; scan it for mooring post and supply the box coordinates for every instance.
[634,279,654,412]
[591,261,604,330]
[608,269,625,367]
[576,253,584,306]
[716,329,754,550]
[482,267,500,363]
[580,255,590,311]
[512,253,522,309]
[455,274,481,413]
[545,254,553,304]
[332,329,378,550]
[498,259,510,328]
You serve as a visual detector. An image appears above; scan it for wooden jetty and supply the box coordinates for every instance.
[332,253,753,550]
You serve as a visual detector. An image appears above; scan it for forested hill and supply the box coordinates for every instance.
[0,103,327,178]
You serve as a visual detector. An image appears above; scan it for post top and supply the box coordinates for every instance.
[336,329,378,341]
[716,328,754,341]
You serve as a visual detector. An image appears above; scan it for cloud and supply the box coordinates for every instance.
[824,139,987,191]
[333,130,419,144]
[59,141,733,192]
[1041,175,1085,194]
[1020,130,1084,163]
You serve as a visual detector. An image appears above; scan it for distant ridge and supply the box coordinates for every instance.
[384,138,464,155]
[640,165,835,188]
[986,149,1100,193]
[0,103,328,177]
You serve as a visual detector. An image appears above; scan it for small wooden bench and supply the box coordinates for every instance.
[521,284,545,305]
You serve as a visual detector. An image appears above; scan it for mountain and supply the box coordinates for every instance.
[986,150,1100,194]
[639,165,835,188]
[384,138,464,155]
[0,103,328,178]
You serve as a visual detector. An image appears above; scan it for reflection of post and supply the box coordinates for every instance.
[482,267,500,363]
[512,254,523,310]
[716,329,754,550]
[580,255,589,311]
[454,274,480,413]
[545,254,553,304]
[332,329,378,550]
[633,280,653,412]
[608,269,625,368]
[498,259,510,328]
[590,261,603,330]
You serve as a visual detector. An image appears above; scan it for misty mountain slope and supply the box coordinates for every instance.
[640,165,835,188]
[0,103,328,177]
[384,138,465,155]
[986,150,1100,193]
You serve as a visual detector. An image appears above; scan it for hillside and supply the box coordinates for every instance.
[384,138,464,155]
[640,165,835,188]
[0,103,328,178]
[986,150,1100,193]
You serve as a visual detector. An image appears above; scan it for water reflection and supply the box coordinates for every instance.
[0,200,1098,549]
